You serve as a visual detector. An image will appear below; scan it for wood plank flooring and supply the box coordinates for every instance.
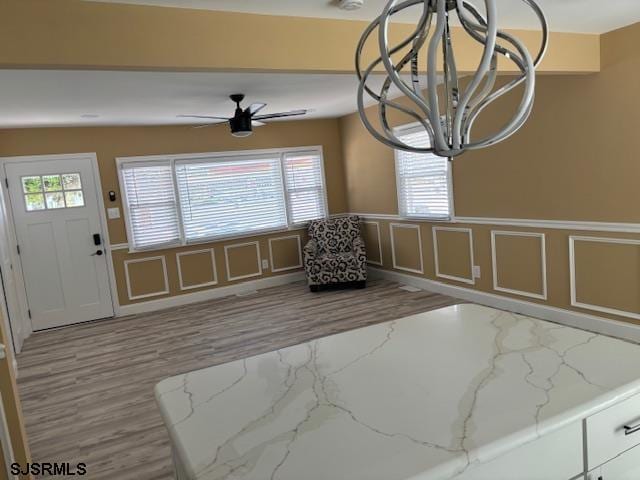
[16,279,459,479]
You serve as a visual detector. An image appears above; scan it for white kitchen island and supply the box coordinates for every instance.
[155,304,640,480]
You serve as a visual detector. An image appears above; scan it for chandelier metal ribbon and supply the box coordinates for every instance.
[356,0,549,157]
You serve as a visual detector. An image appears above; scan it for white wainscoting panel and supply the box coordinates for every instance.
[389,223,424,274]
[432,226,475,285]
[176,248,218,291]
[491,230,547,300]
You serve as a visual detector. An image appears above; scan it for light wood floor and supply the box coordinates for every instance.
[16,279,459,479]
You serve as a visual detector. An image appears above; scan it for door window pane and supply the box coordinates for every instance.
[22,176,42,193]
[25,193,45,211]
[43,175,62,191]
[62,173,82,190]
[45,192,65,209]
[64,191,85,207]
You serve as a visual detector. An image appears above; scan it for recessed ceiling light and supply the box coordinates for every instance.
[80,114,100,119]
[338,0,364,11]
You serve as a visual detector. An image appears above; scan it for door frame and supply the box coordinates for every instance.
[0,153,119,350]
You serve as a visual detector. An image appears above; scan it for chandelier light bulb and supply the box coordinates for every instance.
[356,0,549,157]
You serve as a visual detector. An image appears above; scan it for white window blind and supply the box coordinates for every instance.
[283,151,327,224]
[175,156,288,242]
[120,161,181,249]
[395,125,452,220]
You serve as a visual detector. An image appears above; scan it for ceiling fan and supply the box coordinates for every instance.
[178,94,308,137]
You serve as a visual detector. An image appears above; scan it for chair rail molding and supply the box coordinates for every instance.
[349,213,640,234]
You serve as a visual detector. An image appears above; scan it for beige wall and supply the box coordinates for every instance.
[0,0,599,74]
[342,46,640,220]
[0,120,342,305]
[0,119,347,244]
[342,22,640,326]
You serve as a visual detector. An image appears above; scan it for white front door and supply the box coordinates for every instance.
[4,155,114,330]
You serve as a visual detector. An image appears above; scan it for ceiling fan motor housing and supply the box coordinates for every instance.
[230,112,253,137]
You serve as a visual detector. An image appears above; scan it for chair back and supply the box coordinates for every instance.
[308,216,361,254]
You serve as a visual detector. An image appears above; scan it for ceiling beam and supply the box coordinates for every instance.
[0,0,600,74]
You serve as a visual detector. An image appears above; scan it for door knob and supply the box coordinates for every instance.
[91,249,103,256]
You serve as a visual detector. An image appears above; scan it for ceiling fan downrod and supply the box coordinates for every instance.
[356,0,549,157]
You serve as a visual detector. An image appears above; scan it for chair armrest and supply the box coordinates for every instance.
[303,239,319,261]
[352,237,367,265]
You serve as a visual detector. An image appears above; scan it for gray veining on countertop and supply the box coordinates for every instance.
[156,304,640,480]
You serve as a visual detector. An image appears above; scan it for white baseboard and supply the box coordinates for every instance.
[369,267,640,344]
[116,271,306,317]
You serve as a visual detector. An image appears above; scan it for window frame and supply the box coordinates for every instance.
[393,122,455,222]
[281,149,330,226]
[117,146,328,253]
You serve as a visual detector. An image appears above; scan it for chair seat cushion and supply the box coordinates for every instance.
[317,252,358,270]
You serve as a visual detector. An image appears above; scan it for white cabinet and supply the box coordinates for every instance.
[587,444,640,480]
[585,393,640,470]
[453,393,640,480]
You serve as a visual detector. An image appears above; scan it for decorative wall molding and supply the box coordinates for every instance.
[361,220,383,266]
[224,241,262,282]
[352,212,402,221]
[368,267,640,344]
[268,235,303,273]
[569,235,640,321]
[176,248,218,291]
[389,223,424,274]
[116,271,306,317]
[110,226,312,255]
[455,217,640,234]
[124,256,169,301]
[432,226,475,285]
[491,230,548,300]
[351,212,640,234]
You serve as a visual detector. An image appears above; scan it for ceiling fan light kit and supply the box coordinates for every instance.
[356,0,549,157]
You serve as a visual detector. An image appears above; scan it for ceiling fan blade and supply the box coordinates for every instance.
[177,115,230,122]
[252,110,308,121]
[252,120,266,127]
[246,103,267,115]
[192,123,223,129]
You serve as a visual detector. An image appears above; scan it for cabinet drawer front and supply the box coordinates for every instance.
[586,393,640,469]
[587,444,640,480]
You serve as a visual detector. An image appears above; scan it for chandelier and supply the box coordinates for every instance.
[356,0,549,157]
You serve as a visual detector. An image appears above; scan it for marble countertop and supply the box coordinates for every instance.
[155,304,640,480]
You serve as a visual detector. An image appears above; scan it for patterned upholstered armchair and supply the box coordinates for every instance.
[303,215,367,292]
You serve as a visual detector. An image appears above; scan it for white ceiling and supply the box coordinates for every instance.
[0,70,403,128]
[85,0,640,34]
